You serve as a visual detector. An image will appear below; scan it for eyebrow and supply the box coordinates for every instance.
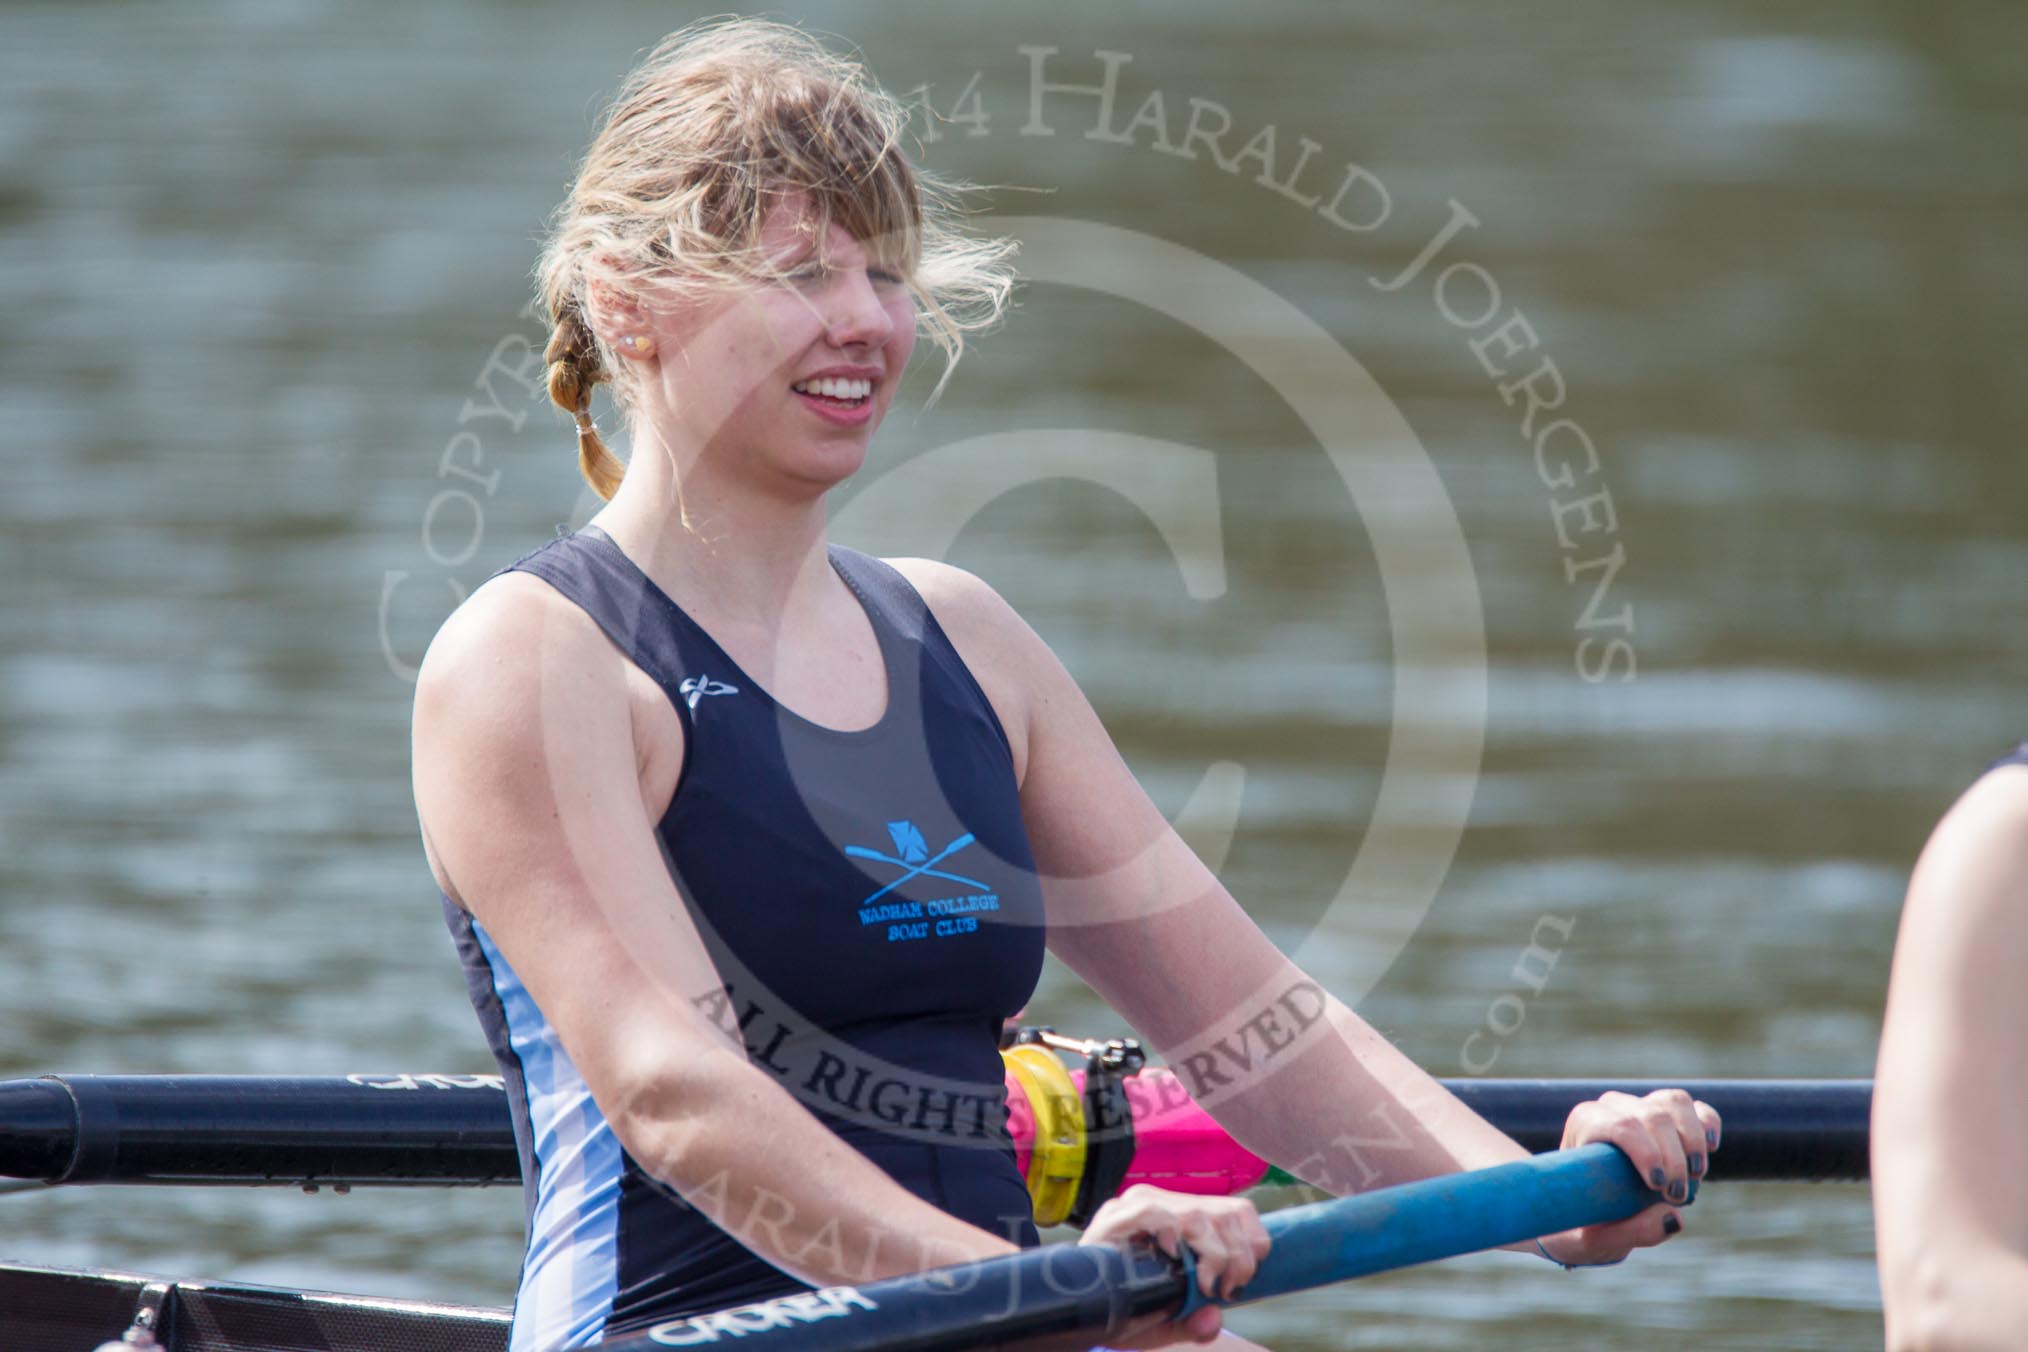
[776,246,900,276]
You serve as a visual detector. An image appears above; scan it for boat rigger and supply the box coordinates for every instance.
[0,1062,1871,1193]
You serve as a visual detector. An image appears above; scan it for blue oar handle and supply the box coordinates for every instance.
[596,1146,1681,1352]
[1177,1142,1680,1316]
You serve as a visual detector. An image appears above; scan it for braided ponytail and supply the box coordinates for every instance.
[543,305,627,501]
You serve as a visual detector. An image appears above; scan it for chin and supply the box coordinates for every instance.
[784,442,872,494]
[806,418,883,464]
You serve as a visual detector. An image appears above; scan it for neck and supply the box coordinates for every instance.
[591,422,839,627]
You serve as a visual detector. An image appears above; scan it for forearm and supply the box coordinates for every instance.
[618,1051,1022,1285]
[1051,908,1529,1192]
[1193,991,1699,1264]
[1188,992,1528,1195]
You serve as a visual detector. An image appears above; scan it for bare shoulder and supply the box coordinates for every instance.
[884,557,1066,780]
[1882,761,2028,1047]
[414,571,624,731]
[410,572,646,887]
[1909,763,2028,926]
[1937,761,2028,840]
[884,558,1026,644]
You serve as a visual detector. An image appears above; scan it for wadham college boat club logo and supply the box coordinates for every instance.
[846,820,1001,943]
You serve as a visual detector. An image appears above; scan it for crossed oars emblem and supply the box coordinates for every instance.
[846,820,988,906]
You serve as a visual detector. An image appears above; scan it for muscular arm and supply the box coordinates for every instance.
[1873,765,2028,1351]
[411,575,1018,1287]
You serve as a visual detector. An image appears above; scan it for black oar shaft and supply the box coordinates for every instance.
[0,1074,518,1187]
[1445,1079,1871,1183]
[0,1075,1871,1186]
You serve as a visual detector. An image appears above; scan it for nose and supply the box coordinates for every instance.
[823,269,895,350]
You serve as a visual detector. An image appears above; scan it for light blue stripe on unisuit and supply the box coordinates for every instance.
[474,919,623,1350]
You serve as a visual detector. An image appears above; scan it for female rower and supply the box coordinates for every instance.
[410,20,1717,1351]
[1873,742,2028,1349]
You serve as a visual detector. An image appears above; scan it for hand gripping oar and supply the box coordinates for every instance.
[1174,1141,1682,1317]
[600,1143,1681,1352]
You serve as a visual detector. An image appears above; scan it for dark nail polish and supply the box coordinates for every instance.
[1649,1166,1665,1188]
[1690,1153,1706,1176]
[1705,1129,1718,1150]
[1663,1214,1682,1236]
[1668,1180,1688,1203]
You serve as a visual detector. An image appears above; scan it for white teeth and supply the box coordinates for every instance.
[792,377,872,400]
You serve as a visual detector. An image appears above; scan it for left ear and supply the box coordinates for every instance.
[584,275,657,356]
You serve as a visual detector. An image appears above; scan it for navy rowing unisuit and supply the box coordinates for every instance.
[442,527,1047,1350]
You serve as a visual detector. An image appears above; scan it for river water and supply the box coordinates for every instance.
[4,3,2023,1349]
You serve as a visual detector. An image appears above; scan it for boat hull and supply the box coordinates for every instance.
[0,1260,507,1352]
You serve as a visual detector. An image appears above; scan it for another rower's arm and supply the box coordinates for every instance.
[411,575,1021,1287]
[903,560,1704,1261]
[1873,764,2028,1352]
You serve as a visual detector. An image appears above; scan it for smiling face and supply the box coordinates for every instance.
[635,193,919,498]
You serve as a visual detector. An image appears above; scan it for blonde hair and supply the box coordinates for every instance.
[536,18,1017,499]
